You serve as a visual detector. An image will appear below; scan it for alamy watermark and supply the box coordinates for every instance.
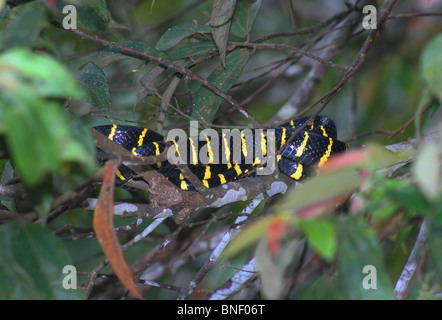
[61,4,377,31]
[362,265,377,290]
[165,121,277,176]
[62,5,77,30]
[362,5,377,30]
[62,264,77,290]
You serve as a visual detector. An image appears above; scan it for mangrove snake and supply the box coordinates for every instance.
[94,115,348,191]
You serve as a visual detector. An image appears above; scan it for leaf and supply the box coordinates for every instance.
[211,0,237,66]
[76,62,111,114]
[222,166,359,259]
[1,2,50,50]
[412,142,441,201]
[427,224,442,276]
[2,95,95,214]
[265,216,289,257]
[191,48,250,124]
[167,41,217,61]
[421,33,442,101]
[0,221,84,299]
[2,91,94,189]
[255,240,285,299]
[0,49,94,211]
[299,219,337,261]
[97,40,170,61]
[222,146,412,260]
[3,96,61,188]
[157,76,181,133]
[336,218,394,299]
[302,218,395,299]
[88,0,112,23]
[92,53,127,69]
[93,160,144,300]
[135,66,165,106]
[156,24,211,51]
[0,161,16,212]
[0,48,84,99]
[275,166,361,215]
[277,146,412,215]
[231,0,262,38]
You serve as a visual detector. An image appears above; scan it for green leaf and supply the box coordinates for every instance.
[412,142,441,201]
[427,224,442,277]
[1,2,50,50]
[231,0,262,38]
[336,219,394,299]
[76,62,111,114]
[303,219,394,299]
[88,0,112,23]
[91,53,127,69]
[211,0,237,66]
[167,41,217,61]
[156,24,211,51]
[222,169,360,259]
[97,40,170,61]
[135,66,165,106]
[275,167,361,214]
[0,48,84,99]
[382,180,430,216]
[299,219,337,261]
[0,49,94,210]
[0,221,84,299]
[157,76,181,132]
[421,33,442,101]
[2,93,94,187]
[191,48,250,124]
[223,146,412,260]
[0,161,16,212]
[3,95,61,188]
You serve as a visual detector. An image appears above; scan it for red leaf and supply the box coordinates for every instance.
[45,0,57,10]
[319,150,367,172]
[265,216,289,257]
[93,159,144,300]
[296,195,346,219]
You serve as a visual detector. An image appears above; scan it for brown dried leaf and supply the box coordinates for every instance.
[93,159,144,300]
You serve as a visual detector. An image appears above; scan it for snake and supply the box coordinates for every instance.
[94,115,348,191]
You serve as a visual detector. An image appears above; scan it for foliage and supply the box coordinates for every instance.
[0,0,441,300]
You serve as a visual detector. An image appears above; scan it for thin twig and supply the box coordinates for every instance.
[178,198,263,299]
[229,41,349,72]
[394,219,430,300]
[344,98,437,143]
[207,257,258,300]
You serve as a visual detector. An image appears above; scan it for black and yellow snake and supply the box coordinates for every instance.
[94,115,347,191]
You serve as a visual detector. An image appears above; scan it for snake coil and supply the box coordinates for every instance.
[94,115,347,191]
